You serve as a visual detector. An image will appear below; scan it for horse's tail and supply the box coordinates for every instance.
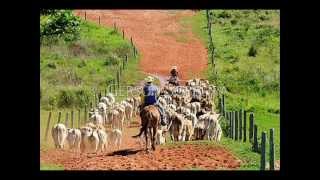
[132,124,147,138]
[132,109,148,138]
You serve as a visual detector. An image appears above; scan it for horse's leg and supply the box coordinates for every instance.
[145,128,149,152]
[152,126,157,151]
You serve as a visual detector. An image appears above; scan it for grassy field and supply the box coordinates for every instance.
[40,163,64,170]
[40,16,146,110]
[180,10,280,165]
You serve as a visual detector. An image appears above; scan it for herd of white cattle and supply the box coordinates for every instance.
[51,78,223,154]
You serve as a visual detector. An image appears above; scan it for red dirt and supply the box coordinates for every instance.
[74,10,208,81]
[41,121,241,170]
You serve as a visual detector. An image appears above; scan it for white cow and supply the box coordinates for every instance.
[115,104,125,130]
[89,110,104,126]
[98,102,107,125]
[133,96,141,116]
[155,129,166,145]
[106,93,115,104]
[205,113,221,141]
[190,102,201,114]
[181,118,194,141]
[109,129,122,150]
[185,113,198,128]
[100,97,112,107]
[66,128,82,152]
[121,100,134,126]
[111,109,119,130]
[80,126,99,153]
[52,123,67,149]
[96,129,108,153]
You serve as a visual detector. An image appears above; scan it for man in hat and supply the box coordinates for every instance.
[168,66,179,86]
[141,76,167,126]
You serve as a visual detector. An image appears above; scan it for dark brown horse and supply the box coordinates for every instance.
[132,105,160,152]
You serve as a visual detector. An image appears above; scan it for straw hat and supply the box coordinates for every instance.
[145,76,154,83]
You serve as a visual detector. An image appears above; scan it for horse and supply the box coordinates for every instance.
[132,105,160,152]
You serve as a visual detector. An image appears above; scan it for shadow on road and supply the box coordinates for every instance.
[108,149,143,156]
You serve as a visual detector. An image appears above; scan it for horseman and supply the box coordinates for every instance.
[168,66,179,86]
[140,76,167,126]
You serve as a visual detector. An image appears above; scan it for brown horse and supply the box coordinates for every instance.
[132,105,160,152]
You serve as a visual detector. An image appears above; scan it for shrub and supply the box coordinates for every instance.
[74,89,92,107]
[48,95,57,108]
[58,89,76,108]
[47,62,56,69]
[248,44,258,57]
[267,108,280,114]
[40,10,81,43]
[78,60,87,68]
[231,19,237,25]
[219,116,230,137]
[104,54,120,66]
[217,11,231,18]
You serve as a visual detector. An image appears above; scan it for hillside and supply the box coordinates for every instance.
[40,14,144,110]
[180,10,280,161]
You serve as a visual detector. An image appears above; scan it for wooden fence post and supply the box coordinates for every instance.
[110,79,113,93]
[133,46,136,57]
[57,111,62,123]
[117,71,120,90]
[249,112,254,143]
[269,128,275,170]
[222,94,225,117]
[44,111,52,140]
[98,91,102,101]
[123,58,125,70]
[84,11,86,20]
[99,16,101,25]
[71,110,74,128]
[130,37,133,46]
[65,112,69,128]
[253,124,258,152]
[78,109,81,128]
[232,111,235,139]
[239,109,243,141]
[235,111,238,140]
[260,131,267,170]
[243,110,247,142]
[84,105,88,122]
[122,29,125,39]
[219,97,223,114]
[229,112,232,138]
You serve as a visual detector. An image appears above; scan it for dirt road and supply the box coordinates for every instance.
[41,120,241,170]
[74,10,208,81]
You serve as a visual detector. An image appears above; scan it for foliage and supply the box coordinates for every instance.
[40,16,145,109]
[40,10,81,43]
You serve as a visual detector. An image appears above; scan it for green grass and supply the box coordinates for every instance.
[40,163,64,170]
[180,10,280,165]
[40,18,146,110]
